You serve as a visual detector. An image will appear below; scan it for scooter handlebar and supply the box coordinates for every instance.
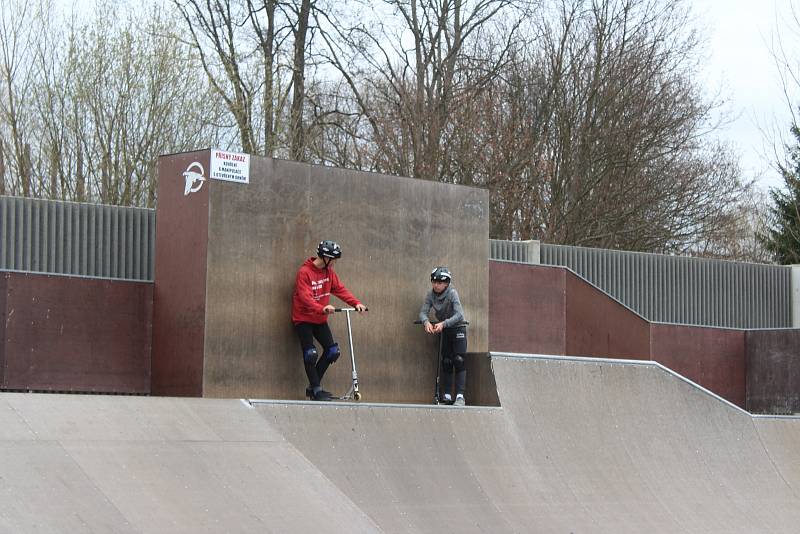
[334,307,368,312]
[414,319,469,325]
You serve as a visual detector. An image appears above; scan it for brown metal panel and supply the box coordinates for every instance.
[651,323,746,408]
[745,329,800,414]
[151,150,210,396]
[488,261,566,354]
[202,157,489,402]
[564,272,650,359]
[1,272,151,393]
[200,157,310,400]
[0,272,6,386]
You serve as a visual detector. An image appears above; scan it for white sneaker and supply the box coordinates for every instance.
[442,393,452,404]
[454,394,465,406]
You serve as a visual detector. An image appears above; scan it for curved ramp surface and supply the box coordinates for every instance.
[2,355,800,533]
[0,395,379,533]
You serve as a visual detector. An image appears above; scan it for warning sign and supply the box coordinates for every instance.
[210,149,250,184]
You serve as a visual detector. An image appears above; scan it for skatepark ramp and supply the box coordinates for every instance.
[2,354,799,533]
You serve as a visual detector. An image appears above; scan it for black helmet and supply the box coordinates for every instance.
[430,266,451,282]
[317,240,342,259]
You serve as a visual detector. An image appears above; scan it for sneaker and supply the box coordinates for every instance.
[442,393,453,405]
[453,394,465,407]
[313,389,335,401]
[305,387,314,399]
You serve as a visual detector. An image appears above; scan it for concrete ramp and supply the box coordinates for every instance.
[0,395,379,533]
[2,355,800,532]
[489,355,800,532]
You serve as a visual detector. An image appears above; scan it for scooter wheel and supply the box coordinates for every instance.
[354,392,362,401]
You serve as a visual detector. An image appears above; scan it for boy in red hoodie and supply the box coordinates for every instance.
[292,240,367,401]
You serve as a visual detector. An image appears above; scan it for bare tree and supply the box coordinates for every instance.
[453,0,748,253]
[0,0,48,196]
[171,0,319,159]
[0,0,227,206]
[0,138,5,195]
[695,185,772,262]
[63,2,229,206]
[289,0,312,159]
[315,0,531,179]
[1,0,759,258]
[760,0,800,267]
[173,0,259,154]
[769,1,800,139]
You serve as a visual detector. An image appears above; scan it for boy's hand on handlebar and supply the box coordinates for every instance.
[432,322,444,334]
[323,305,335,314]
[355,303,368,313]
[424,321,435,334]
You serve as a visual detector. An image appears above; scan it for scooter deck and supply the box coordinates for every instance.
[305,387,361,402]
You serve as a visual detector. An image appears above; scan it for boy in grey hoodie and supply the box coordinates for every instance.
[418,267,468,405]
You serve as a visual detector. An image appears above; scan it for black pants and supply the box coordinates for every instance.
[440,326,467,397]
[295,322,337,390]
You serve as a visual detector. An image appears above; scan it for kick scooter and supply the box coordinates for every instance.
[334,307,365,401]
[415,320,469,405]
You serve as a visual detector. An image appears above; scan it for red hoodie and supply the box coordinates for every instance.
[292,257,362,324]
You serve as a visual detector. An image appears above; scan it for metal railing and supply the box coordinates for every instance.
[491,240,791,329]
[1,196,155,281]
[489,239,540,264]
[2,200,792,326]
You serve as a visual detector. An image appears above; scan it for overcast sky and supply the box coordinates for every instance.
[695,0,798,193]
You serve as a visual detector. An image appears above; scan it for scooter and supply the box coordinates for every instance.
[334,307,364,401]
[414,319,469,405]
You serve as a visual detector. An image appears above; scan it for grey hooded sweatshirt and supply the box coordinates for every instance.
[418,284,467,328]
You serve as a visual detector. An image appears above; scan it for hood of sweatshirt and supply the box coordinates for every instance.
[432,284,453,303]
[302,257,331,273]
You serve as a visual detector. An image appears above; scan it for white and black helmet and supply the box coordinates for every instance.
[430,266,451,282]
[317,240,342,259]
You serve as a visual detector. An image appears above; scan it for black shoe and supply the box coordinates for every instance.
[313,389,335,401]
[305,387,314,399]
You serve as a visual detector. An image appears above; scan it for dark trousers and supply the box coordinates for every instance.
[440,326,467,396]
[295,322,336,389]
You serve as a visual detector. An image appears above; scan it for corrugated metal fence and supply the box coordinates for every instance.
[1,196,155,281]
[490,240,791,329]
[2,200,792,326]
[489,239,539,264]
